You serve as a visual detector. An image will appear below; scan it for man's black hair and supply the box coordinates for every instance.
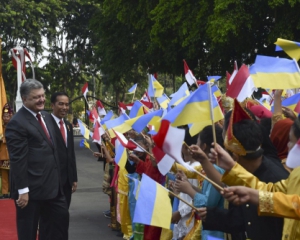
[50,92,69,104]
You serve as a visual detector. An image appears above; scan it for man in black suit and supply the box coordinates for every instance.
[5,79,69,240]
[48,92,78,208]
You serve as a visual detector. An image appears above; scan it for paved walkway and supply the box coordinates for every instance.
[69,137,120,240]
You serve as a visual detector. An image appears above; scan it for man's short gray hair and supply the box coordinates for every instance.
[20,79,44,98]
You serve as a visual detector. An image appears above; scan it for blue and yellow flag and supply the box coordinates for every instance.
[163,83,223,129]
[127,83,137,94]
[115,140,127,168]
[157,94,170,109]
[169,82,190,106]
[275,38,300,61]
[148,75,164,97]
[77,119,90,139]
[133,174,172,229]
[252,55,300,89]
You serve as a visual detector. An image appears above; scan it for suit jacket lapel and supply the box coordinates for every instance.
[21,108,53,148]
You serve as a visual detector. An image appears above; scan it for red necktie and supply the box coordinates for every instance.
[59,120,66,144]
[36,113,52,143]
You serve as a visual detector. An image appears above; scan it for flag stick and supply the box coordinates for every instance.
[168,191,198,211]
[194,169,223,191]
[130,138,155,159]
[207,82,218,166]
[132,91,136,103]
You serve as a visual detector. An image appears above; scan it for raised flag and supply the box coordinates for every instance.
[127,175,141,199]
[281,93,300,112]
[207,76,222,83]
[169,83,190,106]
[226,64,256,102]
[252,55,300,89]
[96,100,106,116]
[275,38,300,61]
[77,119,90,139]
[101,110,114,125]
[228,61,238,85]
[152,146,174,176]
[133,174,172,229]
[113,130,144,152]
[152,120,185,163]
[148,75,164,97]
[163,84,224,129]
[129,101,144,118]
[157,94,170,109]
[79,139,90,149]
[118,102,128,114]
[141,90,151,102]
[114,139,127,168]
[183,60,197,86]
[131,109,164,133]
[82,82,89,99]
[128,83,138,94]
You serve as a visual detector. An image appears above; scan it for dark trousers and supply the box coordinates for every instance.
[63,182,72,209]
[16,193,69,240]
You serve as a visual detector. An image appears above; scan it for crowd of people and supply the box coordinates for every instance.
[91,89,300,240]
[2,78,300,240]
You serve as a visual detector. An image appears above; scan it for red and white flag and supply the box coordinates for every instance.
[152,120,185,163]
[141,91,151,102]
[113,130,144,152]
[286,139,300,169]
[82,82,89,99]
[90,107,100,123]
[228,61,238,85]
[152,146,174,176]
[92,121,105,144]
[96,100,106,116]
[183,60,197,86]
[226,64,256,102]
[118,102,128,114]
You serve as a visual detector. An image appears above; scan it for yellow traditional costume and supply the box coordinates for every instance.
[222,163,300,240]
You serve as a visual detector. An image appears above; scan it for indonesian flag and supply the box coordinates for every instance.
[183,60,197,86]
[286,139,300,169]
[228,61,238,85]
[118,102,128,114]
[92,121,105,144]
[197,80,206,86]
[226,64,256,102]
[226,71,231,91]
[152,146,174,176]
[152,120,185,163]
[97,100,106,116]
[90,107,100,124]
[82,82,89,99]
[141,91,151,102]
[113,130,144,152]
[140,100,153,110]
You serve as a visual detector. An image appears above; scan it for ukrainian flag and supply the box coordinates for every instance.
[157,94,170,109]
[281,93,300,112]
[127,83,137,94]
[114,141,127,168]
[148,75,164,97]
[129,101,144,118]
[163,83,223,128]
[133,174,172,229]
[275,38,300,61]
[105,113,131,137]
[169,82,190,106]
[252,55,300,89]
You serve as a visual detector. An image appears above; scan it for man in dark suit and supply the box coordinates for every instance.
[5,79,69,240]
[48,92,78,208]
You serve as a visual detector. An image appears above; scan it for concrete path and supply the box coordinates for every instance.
[69,137,121,240]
